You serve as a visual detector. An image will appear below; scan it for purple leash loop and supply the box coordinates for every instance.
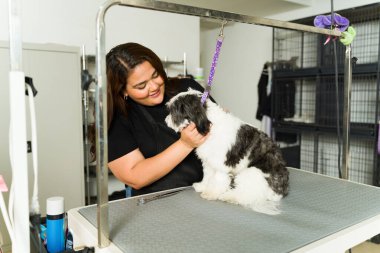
[201,21,227,105]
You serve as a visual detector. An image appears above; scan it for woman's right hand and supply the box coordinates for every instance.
[179,122,209,149]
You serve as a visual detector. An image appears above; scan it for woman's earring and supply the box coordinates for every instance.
[124,95,128,101]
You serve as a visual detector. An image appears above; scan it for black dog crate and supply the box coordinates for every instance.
[271,3,380,188]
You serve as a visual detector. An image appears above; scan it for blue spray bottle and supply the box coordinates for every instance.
[46,196,65,253]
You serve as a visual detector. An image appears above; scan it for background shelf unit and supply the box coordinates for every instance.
[271,3,380,187]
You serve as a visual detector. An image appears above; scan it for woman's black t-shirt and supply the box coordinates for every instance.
[108,78,205,196]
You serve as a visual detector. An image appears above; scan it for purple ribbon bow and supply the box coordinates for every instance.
[314,13,349,32]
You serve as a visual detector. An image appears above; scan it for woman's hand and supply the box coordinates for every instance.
[109,122,210,189]
[179,122,209,149]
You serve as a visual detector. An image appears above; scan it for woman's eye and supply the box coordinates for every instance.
[152,72,159,78]
[136,83,147,90]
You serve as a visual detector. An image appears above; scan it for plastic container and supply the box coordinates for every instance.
[194,67,205,87]
[46,196,65,253]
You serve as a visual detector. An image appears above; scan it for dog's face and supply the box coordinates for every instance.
[165,89,211,135]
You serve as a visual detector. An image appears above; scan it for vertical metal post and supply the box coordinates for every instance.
[81,46,91,206]
[8,0,30,252]
[95,1,115,248]
[299,32,304,118]
[164,56,168,74]
[313,134,319,173]
[342,45,352,180]
[183,52,187,76]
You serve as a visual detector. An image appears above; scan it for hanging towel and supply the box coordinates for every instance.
[256,63,272,120]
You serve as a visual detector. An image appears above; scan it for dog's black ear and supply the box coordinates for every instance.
[194,115,211,135]
[191,104,211,135]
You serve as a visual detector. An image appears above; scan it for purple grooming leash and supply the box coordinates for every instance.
[201,21,227,105]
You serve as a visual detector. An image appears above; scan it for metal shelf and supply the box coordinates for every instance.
[273,63,379,78]
[273,121,376,139]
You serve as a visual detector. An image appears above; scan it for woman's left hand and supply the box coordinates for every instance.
[179,122,209,148]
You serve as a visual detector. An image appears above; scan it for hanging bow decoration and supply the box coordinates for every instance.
[313,13,356,46]
[340,26,357,46]
[314,13,349,32]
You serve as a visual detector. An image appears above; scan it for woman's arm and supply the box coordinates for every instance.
[108,122,207,189]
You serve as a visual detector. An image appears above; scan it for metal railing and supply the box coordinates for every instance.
[94,0,347,247]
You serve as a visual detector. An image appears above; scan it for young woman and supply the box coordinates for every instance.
[105,42,209,196]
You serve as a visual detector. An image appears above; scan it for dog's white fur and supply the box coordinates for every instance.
[165,89,288,215]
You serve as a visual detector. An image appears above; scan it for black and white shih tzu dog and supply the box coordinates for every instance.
[165,89,289,215]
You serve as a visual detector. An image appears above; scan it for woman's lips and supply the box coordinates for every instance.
[150,90,160,98]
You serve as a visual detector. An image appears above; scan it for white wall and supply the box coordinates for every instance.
[201,23,272,128]
[0,0,200,76]
[200,0,380,130]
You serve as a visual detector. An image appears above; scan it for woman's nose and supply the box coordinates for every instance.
[148,79,160,89]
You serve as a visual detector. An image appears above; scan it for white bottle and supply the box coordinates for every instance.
[194,67,205,87]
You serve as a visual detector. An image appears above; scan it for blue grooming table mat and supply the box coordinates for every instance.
[77,169,380,253]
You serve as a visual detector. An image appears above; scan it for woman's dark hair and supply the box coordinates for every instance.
[90,42,178,158]
[106,42,170,127]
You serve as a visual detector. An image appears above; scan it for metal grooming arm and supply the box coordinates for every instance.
[94,0,347,247]
[342,45,352,180]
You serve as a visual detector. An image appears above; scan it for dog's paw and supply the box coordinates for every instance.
[193,182,205,193]
[219,191,238,204]
[200,191,220,201]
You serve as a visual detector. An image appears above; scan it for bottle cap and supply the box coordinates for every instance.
[46,196,64,215]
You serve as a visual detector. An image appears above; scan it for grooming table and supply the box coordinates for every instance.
[68,168,380,253]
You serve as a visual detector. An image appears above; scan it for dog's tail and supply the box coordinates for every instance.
[248,131,290,197]
[257,144,289,197]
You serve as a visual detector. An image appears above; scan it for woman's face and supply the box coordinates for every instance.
[125,61,165,106]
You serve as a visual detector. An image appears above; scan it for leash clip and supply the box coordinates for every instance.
[219,20,228,37]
